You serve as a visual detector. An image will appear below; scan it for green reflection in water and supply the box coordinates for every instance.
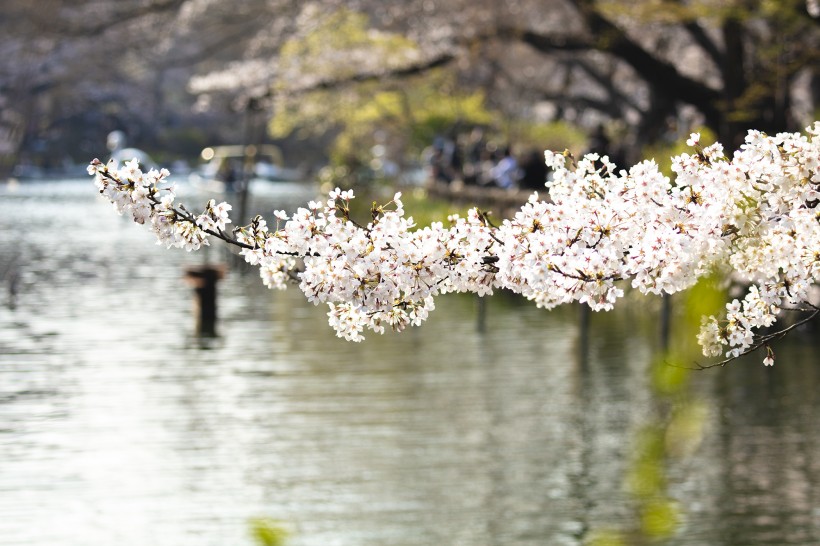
[586,529,627,546]
[249,518,290,546]
[587,277,725,545]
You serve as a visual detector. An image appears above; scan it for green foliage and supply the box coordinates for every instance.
[604,274,726,544]
[680,274,726,330]
[276,8,420,87]
[640,498,681,539]
[585,529,627,546]
[598,0,739,24]
[249,518,289,546]
[598,0,811,28]
[505,120,588,157]
[270,7,431,170]
[399,188,472,228]
[625,426,667,498]
[641,126,717,178]
[275,67,590,179]
[272,70,497,171]
[651,353,690,396]
[272,7,460,167]
[665,400,708,457]
[270,7,590,175]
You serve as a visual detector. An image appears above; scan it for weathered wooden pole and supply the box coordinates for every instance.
[6,267,18,310]
[476,295,487,333]
[183,265,225,337]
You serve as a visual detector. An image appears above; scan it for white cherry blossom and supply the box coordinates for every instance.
[89,122,820,365]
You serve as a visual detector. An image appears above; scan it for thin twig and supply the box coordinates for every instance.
[694,307,820,369]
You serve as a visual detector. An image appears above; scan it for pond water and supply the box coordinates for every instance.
[1,179,819,545]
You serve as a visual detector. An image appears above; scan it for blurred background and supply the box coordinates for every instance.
[2,0,819,182]
[2,2,820,546]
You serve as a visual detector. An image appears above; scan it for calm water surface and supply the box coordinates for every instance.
[0,179,819,545]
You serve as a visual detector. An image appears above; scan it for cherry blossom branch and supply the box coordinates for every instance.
[693,305,820,369]
[89,122,820,362]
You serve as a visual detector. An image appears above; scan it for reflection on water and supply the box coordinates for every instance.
[1,180,819,545]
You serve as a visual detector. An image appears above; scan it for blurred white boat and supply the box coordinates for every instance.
[188,145,307,194]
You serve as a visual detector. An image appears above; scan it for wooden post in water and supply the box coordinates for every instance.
[476,295,487,333]
[578,303,591,369]
[184,265,225,337]
[6,269,18,310]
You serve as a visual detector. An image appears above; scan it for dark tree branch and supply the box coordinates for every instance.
[567,58,642,111]
[62,0,188,37]
[665,0,725,69]
[539,93,625,117]
[512,28,596,53]
[280,52,457,96]
[682,20,724,69]
[560,0,724,129]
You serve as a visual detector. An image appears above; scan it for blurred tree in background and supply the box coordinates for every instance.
[1,0,817,176]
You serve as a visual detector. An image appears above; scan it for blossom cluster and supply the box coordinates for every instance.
[90,122,820,364]
[89,158,213,251]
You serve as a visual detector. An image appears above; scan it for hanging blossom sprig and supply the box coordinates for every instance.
[89,122,820,364]
[88,157,498,341]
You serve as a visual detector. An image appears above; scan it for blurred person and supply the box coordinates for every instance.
[491,146,520,189]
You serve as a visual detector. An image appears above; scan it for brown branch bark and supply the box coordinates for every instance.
[560,0,724,129]
[280,52,456,96]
